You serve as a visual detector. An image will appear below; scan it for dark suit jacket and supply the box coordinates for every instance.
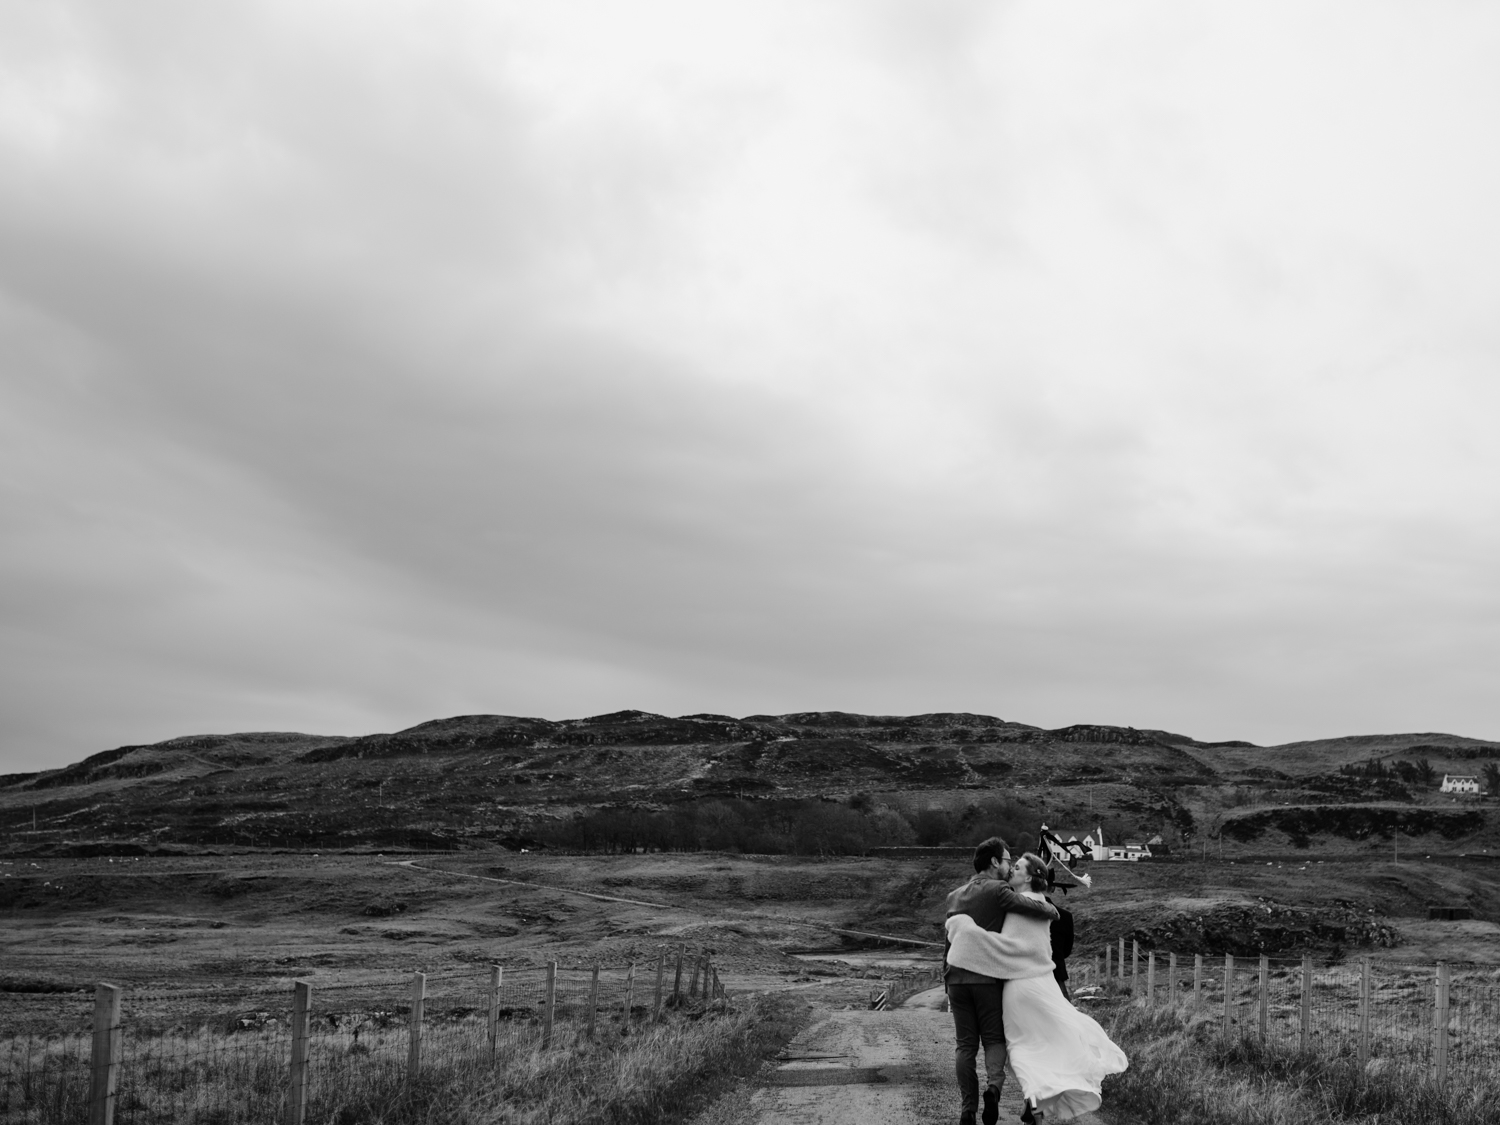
[1047,896,1074,983]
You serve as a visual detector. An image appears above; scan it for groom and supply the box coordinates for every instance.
[944,837,1060,1125]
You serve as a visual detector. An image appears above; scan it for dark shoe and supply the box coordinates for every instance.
[1019,1102,1044,1125]
[982,1085,1000,1125]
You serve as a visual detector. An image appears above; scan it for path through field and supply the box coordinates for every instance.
[746,989,1107,1125]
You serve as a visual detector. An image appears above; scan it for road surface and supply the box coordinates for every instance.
[746,988,1108,1125]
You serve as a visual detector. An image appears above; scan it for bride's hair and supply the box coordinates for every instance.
[1019,853,1049,892]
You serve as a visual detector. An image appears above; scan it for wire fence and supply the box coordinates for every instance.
[1077,941,1500,1092]
[1,992,93,1125]
[0,947,726,1125]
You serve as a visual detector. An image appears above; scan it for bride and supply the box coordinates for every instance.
[945,853,1127,1123]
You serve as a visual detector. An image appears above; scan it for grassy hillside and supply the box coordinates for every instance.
[1,711,1496,859]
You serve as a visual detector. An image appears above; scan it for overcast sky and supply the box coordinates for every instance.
[3,2,1499,771]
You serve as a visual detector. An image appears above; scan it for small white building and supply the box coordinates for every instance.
[1083,827,1106,862]
[1085,826,1151,861]
[1440,774,1480,795]
[1039,825,1089,865]
[1105,842,1152,862]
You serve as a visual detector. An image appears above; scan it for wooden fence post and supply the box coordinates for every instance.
[587,966,599,1037]
[673,946,685,1006]
[88,982,122,1125]
[1132,941,1140,997]
[1222,955,1234,1039]
[1299,956,1311,1054]
[488,966,502,1055]
[1147,952,1156,1008]
[1433,961,1450,1093]
[653,950,666,1021]
[1168,953,1177,1011]
[1357,956,1371,1069]
[623,963,636,1032]
[1119,938,1126,981]
[542,961,557,1050]
[688,954,701,999]
[1104,945,1111,983]
[1193,955,1203,1011]
[1257,956,1269,1039]
[408,973,426,1079]
[285,981,311,1125]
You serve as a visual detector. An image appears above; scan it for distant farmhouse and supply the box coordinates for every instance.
[1104,840,1152,862]
[1044,822,1158,870]
[1440,774,1481,795]
[1043,825,1154,862]
[1038,826,1089,866]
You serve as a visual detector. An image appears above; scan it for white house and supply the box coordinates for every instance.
[1083,827,1107,862]
[1105,842,1152,862]
[1039,825,1090,865]
[1082,826,1151,861]
[1440,774,1480,795]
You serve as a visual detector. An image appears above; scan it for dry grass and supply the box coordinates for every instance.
[1100,1002,1500,1125]
[308,994,808,1125]
[1,994,809,1125]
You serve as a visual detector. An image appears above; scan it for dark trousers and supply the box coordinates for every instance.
[947,982,1007,1115]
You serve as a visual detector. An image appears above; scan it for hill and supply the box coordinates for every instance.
[3,711,1497,859]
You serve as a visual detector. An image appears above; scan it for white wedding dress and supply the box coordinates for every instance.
[946,895,1128,1121]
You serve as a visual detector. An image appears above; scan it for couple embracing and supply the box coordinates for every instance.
[943,837,1127,1125]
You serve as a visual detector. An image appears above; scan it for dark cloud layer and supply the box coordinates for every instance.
[3,2,1500,770]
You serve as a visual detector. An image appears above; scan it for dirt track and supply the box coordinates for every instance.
[743,992,1107,1125]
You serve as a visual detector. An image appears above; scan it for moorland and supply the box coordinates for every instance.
[3,710,1499,1000]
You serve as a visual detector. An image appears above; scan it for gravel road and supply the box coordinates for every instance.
[742,989,1109,1125]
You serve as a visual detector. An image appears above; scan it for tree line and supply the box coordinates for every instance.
[1342,757,1436,786]
[529,794,1044,855]
[1340,757,1500,793]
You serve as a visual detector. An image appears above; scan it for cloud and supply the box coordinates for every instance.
[2,1,1500,770]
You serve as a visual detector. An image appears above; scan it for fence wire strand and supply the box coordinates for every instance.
[11,946,1495,1122]
[1100,946,1500,1088]
[1,950,725,1124]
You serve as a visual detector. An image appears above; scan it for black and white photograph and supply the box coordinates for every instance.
[3,3,1498,1123]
